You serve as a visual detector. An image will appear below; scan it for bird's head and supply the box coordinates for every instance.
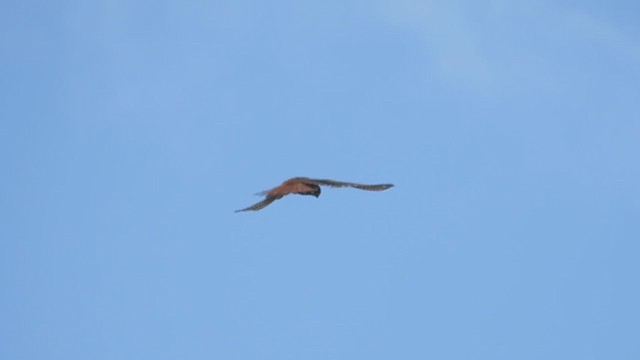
[308,184,321,198]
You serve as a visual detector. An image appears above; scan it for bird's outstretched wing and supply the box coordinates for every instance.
[235,196,280,212]
[306,179,394,191]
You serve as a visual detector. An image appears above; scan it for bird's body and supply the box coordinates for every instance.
[235,177,393,212]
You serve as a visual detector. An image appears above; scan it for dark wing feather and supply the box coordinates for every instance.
[235,196,280,212]
[307,179,394,191]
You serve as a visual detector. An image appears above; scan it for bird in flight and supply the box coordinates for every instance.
[235,177,394,212]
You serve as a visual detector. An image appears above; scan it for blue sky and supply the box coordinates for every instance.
[2,1,639,359]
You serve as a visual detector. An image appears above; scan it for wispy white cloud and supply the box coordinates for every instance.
[567,11,640,67]
[378,0,497,91]
[376,0,640,93]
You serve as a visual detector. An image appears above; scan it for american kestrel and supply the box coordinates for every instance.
[235,177,394,212]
